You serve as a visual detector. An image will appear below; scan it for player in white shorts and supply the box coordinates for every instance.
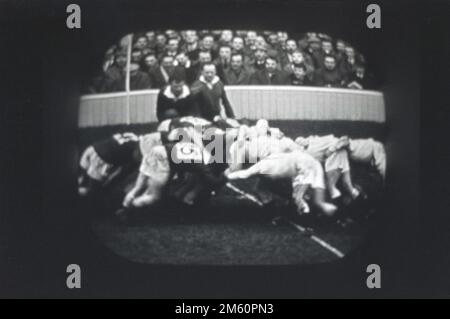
[226,150,338,216]
[295,135,360,200]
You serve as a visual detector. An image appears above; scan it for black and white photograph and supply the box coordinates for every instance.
[1,0,449,300]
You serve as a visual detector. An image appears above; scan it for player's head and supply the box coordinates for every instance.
[255,119,269,136]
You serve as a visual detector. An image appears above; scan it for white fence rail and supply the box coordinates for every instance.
[79,86,385,127]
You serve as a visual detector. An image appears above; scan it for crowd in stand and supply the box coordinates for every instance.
[89,30,377,93]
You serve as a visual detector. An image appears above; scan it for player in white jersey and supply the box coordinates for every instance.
[295,135,360,200]
[226,150,337,216]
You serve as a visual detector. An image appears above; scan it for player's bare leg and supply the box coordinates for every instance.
[311,188,338,216]
[341,170,361,200]
[325,169,342,199]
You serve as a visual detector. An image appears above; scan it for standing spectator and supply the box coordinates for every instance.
[306,35,323,69]
[131,49,143,64]
[150,55,176,89]
[174,52,197,85]
[223,54,251,85]
[247,45,268,74]
[339,46,359,79]
[156,70,199,121]
[314,55,345,87]
[162,38,180,59]
[281,39,299,68]
[155,33,168,56]
[134,35,148,51]
[215,45,232,82]
[245,31,258,50]
[145,31,157,50]
[345,64,376,90]
[218,30,234,47]
[250,57,290,85]
[143,54,159,73]
[200,34,218,60]
[191,63,235,121]
[181,30,200,62]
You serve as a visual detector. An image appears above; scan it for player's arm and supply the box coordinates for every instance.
[123,173,148,207]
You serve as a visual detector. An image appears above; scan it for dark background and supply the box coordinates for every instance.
[0,0,448,298]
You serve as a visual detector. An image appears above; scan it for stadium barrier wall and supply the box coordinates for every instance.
[78,86,386,127]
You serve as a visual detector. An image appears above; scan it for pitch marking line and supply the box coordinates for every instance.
[285,220,345,259]
[225,182,264,207]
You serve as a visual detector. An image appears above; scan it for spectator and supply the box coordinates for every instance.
[163,38,180,59]
[250,57,290,85]
[306,34,323,69]
[181,30,200,62]
[191,63,235,121]
[145,31,156,50]
[219,30,234,47]
[91,29,374,92]
[110,63,152,92]
[314,55,345,87]
[174,52,197,85]
[143,54,159,73]
[248,45,267,74]
[280,39,299,67]
[134,35,148,51]
[245,31,258,49]
[150,55,176,89]
[200,34,218,60]
[100,51,127,92]
[155,33,168,56]
[345,64,376,90]
[290,64,313,86]
[131,48,143,64]
[215,45,232,82]
[339,46,359,79]
[156,70,199,121]
[223,54,251,85]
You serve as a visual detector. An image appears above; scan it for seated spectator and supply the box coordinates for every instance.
[223,53,252,85]
[156,70,199,121]
[191,63,235,121]
[314,55,345,87]
[150,55,176,89]
[250,57,290,85]
[345,64,376,90]
[110,63,152,92]
[290,64,314,86]
[100,51,127,92]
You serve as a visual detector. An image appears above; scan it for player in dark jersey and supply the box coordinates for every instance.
[78,133,141,197]
[122,137,227,210]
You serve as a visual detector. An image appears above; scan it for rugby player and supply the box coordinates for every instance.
[78,133,141,196]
